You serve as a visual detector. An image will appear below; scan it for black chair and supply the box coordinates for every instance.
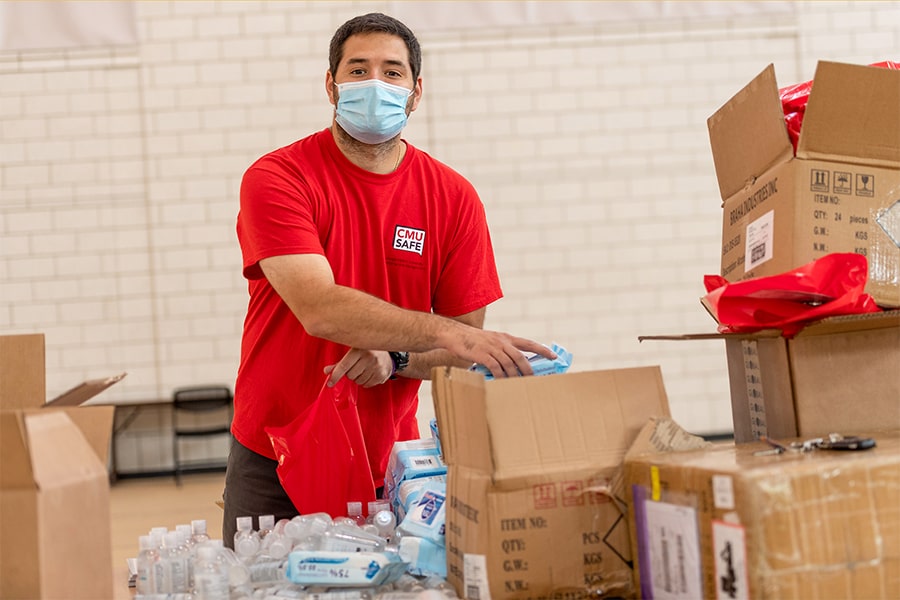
[172,385,233,486]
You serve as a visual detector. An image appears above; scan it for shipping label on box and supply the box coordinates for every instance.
[434,366,671,599]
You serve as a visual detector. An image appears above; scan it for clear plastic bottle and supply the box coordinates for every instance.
[262,523,292,560]
[175,528,194,590]
[175,524,194,549]
[136,534,159,594]
[422,575,458,597]
[319,522,386,552]
[366,501,380,525]
[234,516,261,561]
[207,539,250,588]
[193,544,230,600]
[259,514,276,540]
[248,558,288,585]
[157,531,189,593]
[332,516,357,527]
[347,501,366,526]
[373,509,396,539]
[282,515,309,542]
[192,519,211,545]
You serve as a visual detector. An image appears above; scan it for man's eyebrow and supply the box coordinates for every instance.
[344,57,406,69]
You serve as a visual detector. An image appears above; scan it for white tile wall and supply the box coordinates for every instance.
[2,1,897,471]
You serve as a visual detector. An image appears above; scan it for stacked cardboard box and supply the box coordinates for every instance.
[623,420,900,598]
[708,61,900,308]
[432,366,671,599]
[0,334,120,599]
[641,310,900,443]
[624,59,900,599]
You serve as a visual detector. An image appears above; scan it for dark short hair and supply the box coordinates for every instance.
[328,13,422,82]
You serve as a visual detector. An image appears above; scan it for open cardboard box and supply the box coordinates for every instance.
[432,365,671,599]
[708,60,900,307]
[641,310,900,443]
[0,333,123,599]
[623,419,900,598]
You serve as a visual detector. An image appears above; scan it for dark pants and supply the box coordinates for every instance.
[222,440,298,549]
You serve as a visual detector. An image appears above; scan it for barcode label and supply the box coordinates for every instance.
[463,554,491,600]
[745,210,774,272]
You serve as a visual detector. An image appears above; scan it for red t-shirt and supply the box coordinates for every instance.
[234,128,502,486]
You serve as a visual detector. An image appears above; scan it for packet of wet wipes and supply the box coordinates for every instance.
[469,342,572,380]
[397,481,446,546]
[285,550,407,587]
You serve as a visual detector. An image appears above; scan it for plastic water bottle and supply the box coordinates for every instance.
[136,534,159,594]
[234,516,261,561]
[193,544,229,600]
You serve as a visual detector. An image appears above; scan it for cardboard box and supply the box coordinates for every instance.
[708,61,900,307]
[432,366,671,599]
[0,334,119,599]
[623,421,900,599]
[640,310,900,443]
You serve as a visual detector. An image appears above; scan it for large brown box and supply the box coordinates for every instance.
[0,334,120,599]
[432,366,671,599]
[641,310,900,443]
[708,61,900,308]
[624,421,900,599]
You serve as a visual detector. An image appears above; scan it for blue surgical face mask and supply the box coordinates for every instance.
[334,79,413,145]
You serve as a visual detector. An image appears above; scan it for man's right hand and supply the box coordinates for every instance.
[444,326,557,379]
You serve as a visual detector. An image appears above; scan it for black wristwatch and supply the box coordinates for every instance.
[389,351,410,379]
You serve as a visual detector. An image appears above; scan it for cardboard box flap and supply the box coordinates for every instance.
[798,61,900,168]
[44,372,126,407]
[24,411,108,490]
[639,309,899,342]
[47,405,115,464]
[707,64,794,201]
[0,334,46,411]
[609,417,712,501]
[795,309,900,336]
[0,412,36,489]
[483,367,671,482]
[431,367,493,472]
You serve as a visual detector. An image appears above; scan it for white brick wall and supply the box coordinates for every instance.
[2,1,897,470]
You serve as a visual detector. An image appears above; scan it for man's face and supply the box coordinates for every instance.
[326,32,421,114]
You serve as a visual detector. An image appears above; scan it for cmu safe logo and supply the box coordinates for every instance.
[393,225,425,256]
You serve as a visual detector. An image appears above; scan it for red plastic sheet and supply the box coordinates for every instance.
[266,376,376,519]
[703,253,881,337]
[780,60,898,154]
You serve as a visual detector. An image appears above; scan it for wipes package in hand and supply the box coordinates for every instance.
[470,342,572,380]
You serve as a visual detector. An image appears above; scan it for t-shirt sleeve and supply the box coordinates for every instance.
[431,179,503,317]
[237,156,325,280]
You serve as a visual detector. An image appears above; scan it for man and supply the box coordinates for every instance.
[225,12,555,546]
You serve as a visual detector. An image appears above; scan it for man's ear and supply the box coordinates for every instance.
[325,72,336,106]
